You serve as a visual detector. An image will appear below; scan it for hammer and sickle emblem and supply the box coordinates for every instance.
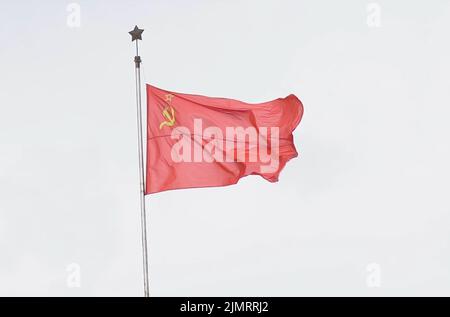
[159,106,176,129]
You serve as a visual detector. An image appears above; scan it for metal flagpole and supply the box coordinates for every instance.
[129,25,150,297]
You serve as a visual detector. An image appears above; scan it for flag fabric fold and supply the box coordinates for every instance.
[146,84,303,194]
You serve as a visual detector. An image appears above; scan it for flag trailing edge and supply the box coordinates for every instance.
[145,84,304,194]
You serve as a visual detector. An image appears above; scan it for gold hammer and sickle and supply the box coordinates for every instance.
[159,106,176,129]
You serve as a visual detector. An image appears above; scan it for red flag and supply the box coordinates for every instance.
[146,85,303,194]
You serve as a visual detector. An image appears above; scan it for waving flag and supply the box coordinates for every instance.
[146,85,303,194]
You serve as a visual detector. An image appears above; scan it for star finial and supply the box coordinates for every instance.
[129,25,144,42]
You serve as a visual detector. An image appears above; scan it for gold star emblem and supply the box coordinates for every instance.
[165,94,174,103]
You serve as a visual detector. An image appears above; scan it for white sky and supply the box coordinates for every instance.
[1,0,450,296]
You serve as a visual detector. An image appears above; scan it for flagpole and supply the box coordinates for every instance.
[129,26,150,297]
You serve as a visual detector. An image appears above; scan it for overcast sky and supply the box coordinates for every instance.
[1,0,450,296]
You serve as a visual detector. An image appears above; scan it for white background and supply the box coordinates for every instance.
[1,0,450,296]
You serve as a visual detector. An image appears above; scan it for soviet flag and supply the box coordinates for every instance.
[146,85,303,194]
